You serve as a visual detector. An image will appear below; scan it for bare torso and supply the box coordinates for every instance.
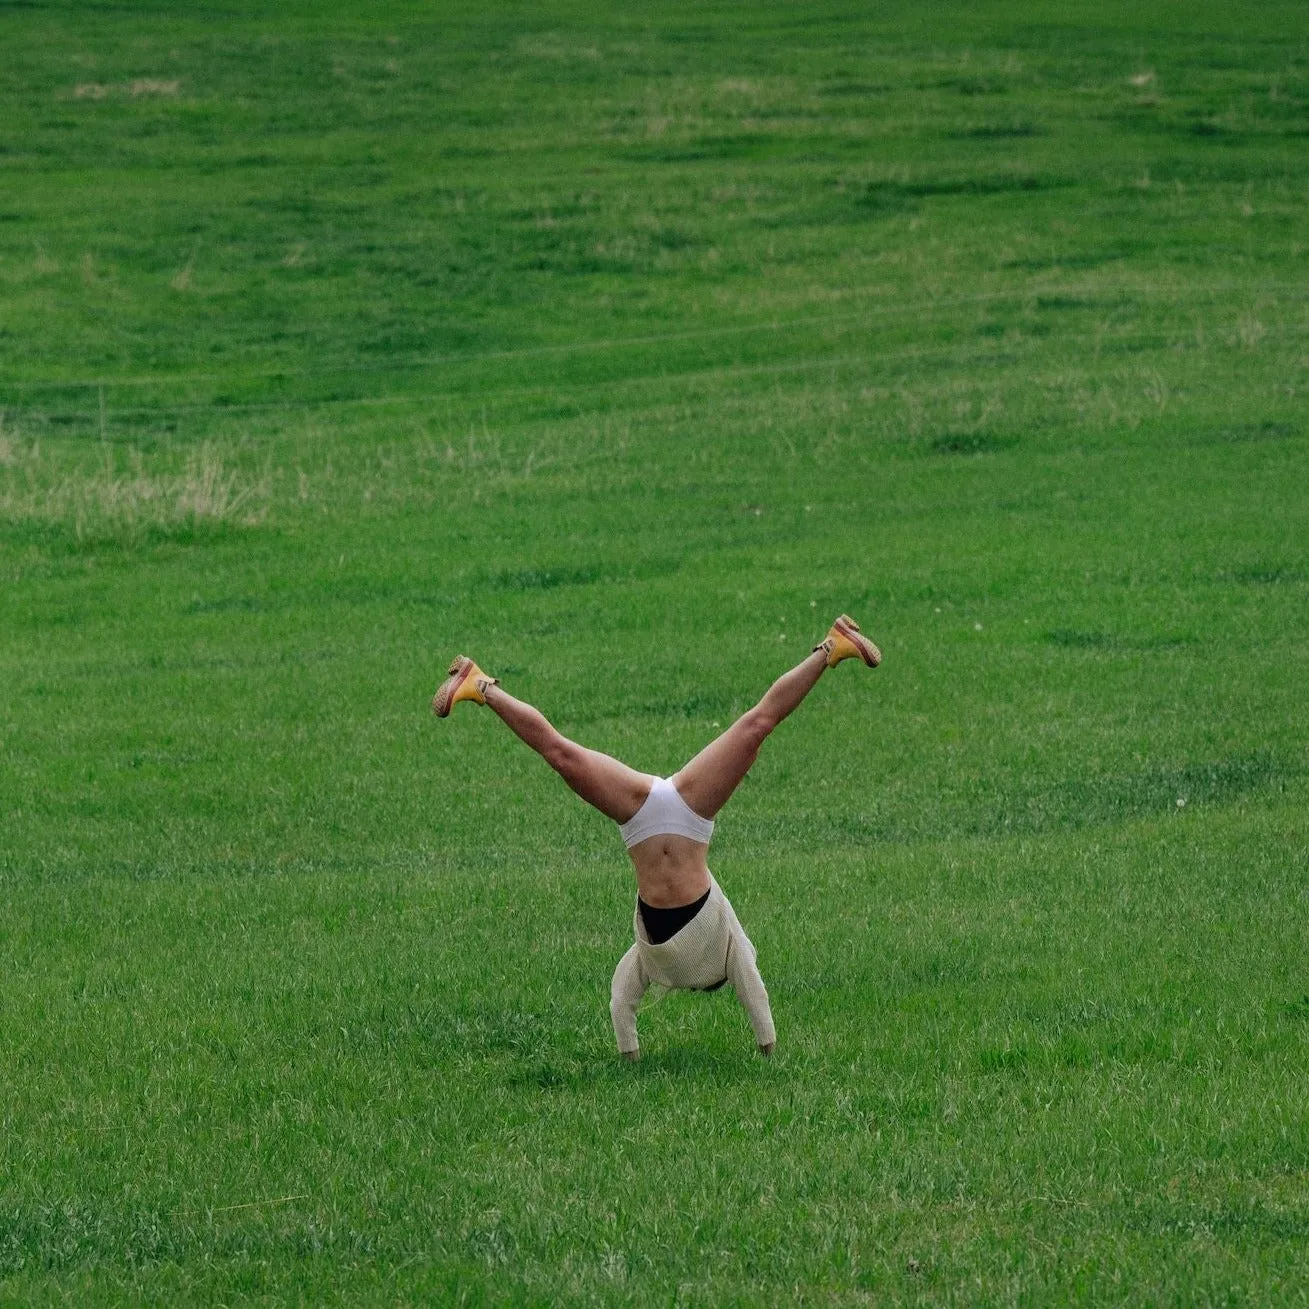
[627,833,712,907]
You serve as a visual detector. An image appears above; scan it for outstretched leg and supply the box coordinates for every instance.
[672,648,828,819]
[482,685,650,823]
[436,616,876,826]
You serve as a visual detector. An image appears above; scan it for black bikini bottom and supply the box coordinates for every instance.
[638,887,711,945]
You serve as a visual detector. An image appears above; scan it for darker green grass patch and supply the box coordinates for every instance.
[0,516,249,558]
[935,75,1011,96]
[184,594,271,615]
[816,79,888,98]
[489,564,603,592]
[1036,752,1293,826]
[622,133,776,164]
[750,752,1295,848]
[364,1000,562,1062]
[504,1055,595,1092]
[854,172,1070,216]
[1206,420,1298,445]
[1205,1204,1309,1241]
[488,556,680,593]
[628,687,740,720]
[977,1043,1030,1074]
[1127,1199,1309,1242]
[929,430,1016,456]
[1000,246,1135,271]
[1044,629,1194,652]
[950,121,1042,139]
[1035,295,1096,311]
[892,947,985,991]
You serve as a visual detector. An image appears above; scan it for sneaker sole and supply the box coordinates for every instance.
[835,615,881,667]
[432,655,474,717]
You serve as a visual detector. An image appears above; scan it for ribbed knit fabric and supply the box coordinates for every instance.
[610,876,775,1054]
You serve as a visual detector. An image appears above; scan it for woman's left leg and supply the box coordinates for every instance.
[672,648,828,819]
[482,684,651,823]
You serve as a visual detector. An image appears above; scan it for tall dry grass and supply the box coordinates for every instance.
[0,426,268,544]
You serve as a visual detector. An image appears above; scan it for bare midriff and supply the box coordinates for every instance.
[627,833,712,908]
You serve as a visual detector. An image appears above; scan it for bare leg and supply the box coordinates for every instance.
[672,649,828,819]
[483,685,651,823]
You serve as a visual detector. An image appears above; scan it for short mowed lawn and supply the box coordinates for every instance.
[2,0,1307,1303]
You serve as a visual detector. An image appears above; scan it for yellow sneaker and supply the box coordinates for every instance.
[432,655,497,717]
[815,614,881,668]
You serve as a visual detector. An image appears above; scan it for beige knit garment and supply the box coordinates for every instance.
[609,876,776,1054]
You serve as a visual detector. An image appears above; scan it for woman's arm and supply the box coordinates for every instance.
[725,917,777,1055]
[610,944,649,1059]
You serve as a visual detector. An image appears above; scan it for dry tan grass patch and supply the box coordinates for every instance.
[0,422,19,468]
[517,34,601,61]
[1236,316,1266,350]
[130,78,180,96]
[72,79,180,99]
[0,436,269,544]
[171,242,199,291]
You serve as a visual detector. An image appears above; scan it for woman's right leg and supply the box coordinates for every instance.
[482,685,651,824]
[671,615,880,818]
[671,648,829,819]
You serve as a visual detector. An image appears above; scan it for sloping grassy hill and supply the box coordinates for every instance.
[2,1,1307,1302]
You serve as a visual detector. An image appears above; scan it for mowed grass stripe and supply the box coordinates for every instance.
[8,322,1306,443]
[10,273,1309,395]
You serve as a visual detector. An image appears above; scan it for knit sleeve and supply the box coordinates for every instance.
[610,943,648,1054]
[725,917,776,1050]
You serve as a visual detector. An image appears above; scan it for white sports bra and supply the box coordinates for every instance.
[618,776,715,849]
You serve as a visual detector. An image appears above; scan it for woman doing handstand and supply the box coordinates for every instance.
[432,614,881,1060]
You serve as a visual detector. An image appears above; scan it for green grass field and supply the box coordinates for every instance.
[3,0,1308,1302]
